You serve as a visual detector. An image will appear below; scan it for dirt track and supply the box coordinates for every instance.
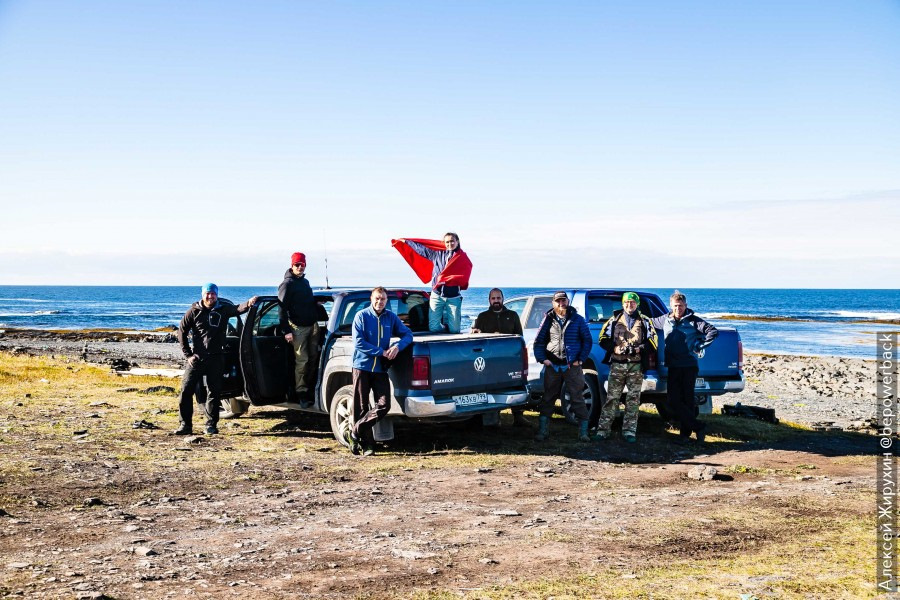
[0,396,875,599]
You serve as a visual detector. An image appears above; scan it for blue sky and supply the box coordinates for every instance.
[1,1,897,288]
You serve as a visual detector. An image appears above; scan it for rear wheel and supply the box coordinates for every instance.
[329,385,354,446]
[562,370,602,424]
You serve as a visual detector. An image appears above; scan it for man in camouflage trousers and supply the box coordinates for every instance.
[597,292,658,442]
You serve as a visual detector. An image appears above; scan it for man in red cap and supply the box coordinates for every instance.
[278,252,319,405]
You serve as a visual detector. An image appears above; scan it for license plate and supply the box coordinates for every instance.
[695,378,706,388]
[453,392,488,406]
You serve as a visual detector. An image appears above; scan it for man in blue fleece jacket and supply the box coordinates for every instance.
[347,287,413,455]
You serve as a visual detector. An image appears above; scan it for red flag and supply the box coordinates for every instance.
[391,238,473,290]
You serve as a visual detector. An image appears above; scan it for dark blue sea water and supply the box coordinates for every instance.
[0,286,897,359]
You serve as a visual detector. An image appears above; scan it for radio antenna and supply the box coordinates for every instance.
[323,229,331,289]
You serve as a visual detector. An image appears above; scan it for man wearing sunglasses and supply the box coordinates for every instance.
[278,252,319,406]
[176,283,257,435]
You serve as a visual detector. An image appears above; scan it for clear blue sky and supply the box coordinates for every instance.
[1,1,897,288]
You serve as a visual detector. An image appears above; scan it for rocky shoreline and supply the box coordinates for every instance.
[0,327,878,431]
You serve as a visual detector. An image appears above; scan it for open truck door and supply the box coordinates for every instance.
[239,296,292,405]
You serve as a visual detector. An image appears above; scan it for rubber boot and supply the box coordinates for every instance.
[578,420,590,442]
[534,416,550,441]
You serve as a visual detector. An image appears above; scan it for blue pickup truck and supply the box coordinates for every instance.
[216,288,529,448]
[504,289,745,419]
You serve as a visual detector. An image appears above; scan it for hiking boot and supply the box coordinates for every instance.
[512,412,532,428]
[205,424,219,435]
[623,433,636,443]
[593,430,611,441]
[534,416,550,441]
[695,424,707,444]
[361,442,375,456]
[344,429,361,455]
[172,424,192,435]
[578,420,590,442]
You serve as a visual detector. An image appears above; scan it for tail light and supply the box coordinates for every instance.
[738,341,744,368]
[522,345,529,379]
[411,356,430,389]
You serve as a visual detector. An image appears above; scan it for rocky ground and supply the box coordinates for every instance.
[0,328,879,431]
[0,333,880,599]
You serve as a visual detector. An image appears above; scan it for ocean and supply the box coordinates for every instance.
[0,286,897,359]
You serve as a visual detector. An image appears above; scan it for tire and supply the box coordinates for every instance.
[562,370,602,424]
[329,384,355,447]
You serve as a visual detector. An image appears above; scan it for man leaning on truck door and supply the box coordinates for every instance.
[278,251,318,407]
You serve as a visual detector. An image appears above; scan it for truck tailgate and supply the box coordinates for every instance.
[422,334,525,397]
[697,328,742,378]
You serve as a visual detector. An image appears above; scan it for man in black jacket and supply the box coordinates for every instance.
[278,251,319,405]
[176,283,257,435]
[472,288,530,427]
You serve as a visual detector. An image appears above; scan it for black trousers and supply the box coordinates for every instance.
[179,355,224,428]
[538,363,588,421]
[667,365,704,437]
[351,368,391,443]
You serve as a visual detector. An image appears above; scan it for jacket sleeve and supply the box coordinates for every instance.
[532,314,551,363]
[577,317,593,362]
[352,313,384,358]
[694,316,718,349]
[649,314,667,330]
[404,240,439,262]
[235,299,252,315]
[177,310,195,359]
[277,280,291,331]
[391,314,414,351]
[598,316,615,353]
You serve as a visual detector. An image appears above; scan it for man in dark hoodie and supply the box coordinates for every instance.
[532,291,593,442]
[650,290,718,444]
[176,283,257,435]
[278,251,319,405]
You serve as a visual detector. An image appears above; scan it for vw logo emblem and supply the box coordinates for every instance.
[474,357,486,372]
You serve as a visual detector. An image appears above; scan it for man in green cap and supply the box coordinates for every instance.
[597,292,658,442]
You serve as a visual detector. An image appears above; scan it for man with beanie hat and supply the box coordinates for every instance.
[278,251,319,406]
[176,284,257,435]
[532,291,594,442]
[597,292,658,442]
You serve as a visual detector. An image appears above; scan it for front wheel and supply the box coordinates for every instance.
[329,385,355,446]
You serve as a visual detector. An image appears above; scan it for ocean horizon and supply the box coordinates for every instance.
[1,285,898,360]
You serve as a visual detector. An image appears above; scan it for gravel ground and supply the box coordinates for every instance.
[0,328,878,431]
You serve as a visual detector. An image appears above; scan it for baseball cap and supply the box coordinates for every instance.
[552,291,568,301]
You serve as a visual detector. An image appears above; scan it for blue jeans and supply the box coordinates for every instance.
[429,295,462,333]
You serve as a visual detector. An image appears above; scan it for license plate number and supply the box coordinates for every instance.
[453,393,488,406]
[695,378,706,388]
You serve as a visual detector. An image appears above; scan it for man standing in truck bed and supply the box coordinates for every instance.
[472,288,530,427]
[278,251,318,407]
